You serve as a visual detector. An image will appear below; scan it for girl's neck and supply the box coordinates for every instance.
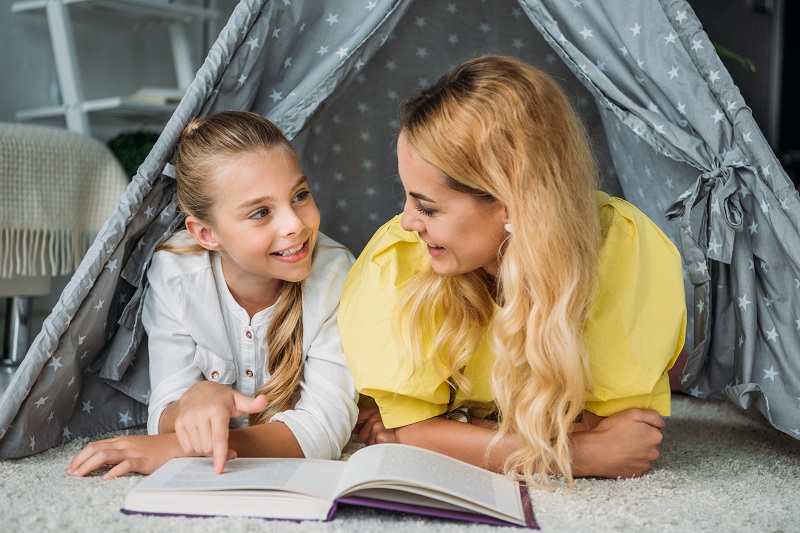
[220,265,283,320]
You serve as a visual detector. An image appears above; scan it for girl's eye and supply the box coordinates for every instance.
[414,202,436,217]
[293,190,311,202]
[251,208,270,220]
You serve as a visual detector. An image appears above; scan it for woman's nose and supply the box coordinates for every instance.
[400,200,422,233]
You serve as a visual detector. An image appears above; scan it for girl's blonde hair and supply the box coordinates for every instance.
[161,111,305,425]
[397,56,601,488]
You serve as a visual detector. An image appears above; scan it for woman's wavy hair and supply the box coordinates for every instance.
[159,111,305,425]
[396,56,601,488]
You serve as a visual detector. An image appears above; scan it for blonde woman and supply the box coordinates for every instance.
[339,56,686,487]
[69,111,358,479]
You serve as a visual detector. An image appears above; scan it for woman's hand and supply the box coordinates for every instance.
[66,433,235,480]
[173,381,268,474]
[571,408,664,479]
[354,405,396,445]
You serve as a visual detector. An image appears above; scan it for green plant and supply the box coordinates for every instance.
[107,130,161,178]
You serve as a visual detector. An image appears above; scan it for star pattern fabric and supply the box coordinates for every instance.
[1,0,798,459]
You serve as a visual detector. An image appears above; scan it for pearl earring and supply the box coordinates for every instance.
[504,223,514,234]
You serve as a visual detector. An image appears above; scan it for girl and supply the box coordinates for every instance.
[68,111,358,479]
[339,56,687,487]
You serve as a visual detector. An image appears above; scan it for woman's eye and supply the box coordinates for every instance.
[414,202,436,217]
[293,190,311,202]
[251,208,270,219]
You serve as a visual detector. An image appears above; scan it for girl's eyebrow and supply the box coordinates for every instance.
[236,176,308,210]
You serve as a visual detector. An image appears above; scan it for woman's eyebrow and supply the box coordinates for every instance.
[409,192,436,203]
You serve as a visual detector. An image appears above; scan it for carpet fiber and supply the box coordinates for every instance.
[1,395,798,532]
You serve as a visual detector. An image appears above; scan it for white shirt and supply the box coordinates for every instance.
[142,232,358,460]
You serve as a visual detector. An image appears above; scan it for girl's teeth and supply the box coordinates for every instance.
[276,244,303,256]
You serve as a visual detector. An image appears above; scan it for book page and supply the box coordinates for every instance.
[132,457,346,501]
[335,444,523,519]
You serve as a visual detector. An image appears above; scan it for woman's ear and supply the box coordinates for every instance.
[185,216,222,251]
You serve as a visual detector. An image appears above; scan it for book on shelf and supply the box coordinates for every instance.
[121,443,538,528]
[124,87,185,105]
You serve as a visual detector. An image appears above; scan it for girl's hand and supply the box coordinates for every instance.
[354,405,396,445]
[572,408,664,478]
[174,381,268,474]
[65,433,233,480]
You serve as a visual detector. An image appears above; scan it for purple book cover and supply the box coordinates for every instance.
[334,482,538,529]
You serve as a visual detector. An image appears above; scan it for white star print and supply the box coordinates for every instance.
[636,58,645,69]
[30,436,35,451]
[689,386,702,397]
[35,396,47,408]
[696,299,705,313]
[619,46,628,57]
[743,132,752,143]
[709,70,721,83]
[763,297,774,307]
[82,400,94,414]
[708,238,721,255]
[668,66,679,79]
[761,164,772,177]
[726,100,738,112]
[664,32,677,44]
[63,426,72,439]
[579,27,594,39]
[68,376,75,386]
[691,39,704,52]
[362,160,374,170]
[760,199,769,214]
[366,1,377,10]
[570,0,582,7]
[676,10,687,23]
[119,411,133,425]
[414,17,426,28]
[629,23,641,37]
[447,34,459,45]
[416,47,428,59]
[105,259,118,272]
[357,102,369,113]
[49,357,62,371]
[325,13,339,25]
[513,38,524,50]
[739,185,751,199]
[355,58,366,70]
[763,365,778,380]
[695,261,708,276]
[711,110,724,123]
[94,299,105,312]
[283,57,292,68]
[144,206,155,218]
[748,221,758,235]
[738,294,751,310]
[336,47,348,59]
[316,45,329,56]
[365,187,376,197]
[236,74,247,87]
[47,411,54,423]
[676,102,686,115]
[246,37,259,49]
[479,23,491,34]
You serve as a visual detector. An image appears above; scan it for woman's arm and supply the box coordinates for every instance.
[357,406,664,478]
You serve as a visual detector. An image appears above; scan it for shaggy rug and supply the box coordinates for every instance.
[1,395,798,532]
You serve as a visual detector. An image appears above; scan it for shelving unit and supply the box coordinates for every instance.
[11,0,217,135]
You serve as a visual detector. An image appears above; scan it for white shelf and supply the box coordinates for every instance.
[11,0,217,24]
[16,97,178,121]
[12,0,215,135]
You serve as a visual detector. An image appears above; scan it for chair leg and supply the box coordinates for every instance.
[2,296,32,367]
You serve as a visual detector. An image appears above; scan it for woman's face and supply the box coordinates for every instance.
[397,133,507,277]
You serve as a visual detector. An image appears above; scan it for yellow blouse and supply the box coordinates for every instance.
[338,192,687,428]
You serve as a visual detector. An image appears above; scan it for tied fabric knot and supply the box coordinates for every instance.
[666,155,750,287]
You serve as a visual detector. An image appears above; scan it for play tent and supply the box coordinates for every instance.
[2,0,799,458]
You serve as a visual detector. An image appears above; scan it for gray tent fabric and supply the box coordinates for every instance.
[1,0,798,459]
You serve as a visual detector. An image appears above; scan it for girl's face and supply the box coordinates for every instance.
[206,148,320,289]
[397,133,507,277]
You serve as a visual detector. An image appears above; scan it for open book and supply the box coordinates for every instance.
[122,443,537,528]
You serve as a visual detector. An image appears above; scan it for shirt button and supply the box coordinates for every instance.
[245,330,252,340]
[245,369,254,377]
[210,371,220,380]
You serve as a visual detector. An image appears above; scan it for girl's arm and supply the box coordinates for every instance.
[357,406,664,478]
[66,420,302,480]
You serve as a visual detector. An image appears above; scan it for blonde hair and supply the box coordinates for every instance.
[160,111,305,424]
[397,56,601,488]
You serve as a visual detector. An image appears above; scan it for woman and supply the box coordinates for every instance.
[338,56,686,488]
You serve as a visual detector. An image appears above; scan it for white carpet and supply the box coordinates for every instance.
[1,395,798,532]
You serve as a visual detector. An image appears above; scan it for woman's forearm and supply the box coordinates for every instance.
[394,417,518,473]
